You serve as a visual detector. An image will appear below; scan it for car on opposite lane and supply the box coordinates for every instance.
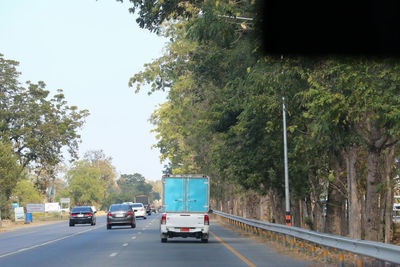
[107,203,136,229]
[69,206,96,226]
[131,203,147,219]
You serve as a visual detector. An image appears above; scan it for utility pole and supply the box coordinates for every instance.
[281,54,291,226]
[282,96,291,226]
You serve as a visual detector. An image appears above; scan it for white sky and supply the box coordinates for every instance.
[0,0,168,181]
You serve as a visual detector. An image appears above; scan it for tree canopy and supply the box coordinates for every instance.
[122,0,400,242]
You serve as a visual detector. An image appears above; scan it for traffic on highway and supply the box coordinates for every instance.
[0,211,312,267]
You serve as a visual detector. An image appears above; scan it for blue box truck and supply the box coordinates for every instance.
[160,174,210,243]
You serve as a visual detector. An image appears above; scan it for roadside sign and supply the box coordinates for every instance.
[26,203,45,213]
[45,203,60,212]
[60,198,70,203]
[14,207,25,222]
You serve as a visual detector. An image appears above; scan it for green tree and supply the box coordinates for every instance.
[12,178,44,207]
[0,141,21,218]
[0,53,89,171]
[117,173,153,198]
[67,160,106,206]
[84,150,118,203]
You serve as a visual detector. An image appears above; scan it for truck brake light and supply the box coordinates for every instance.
[204,214,209,225]
[161,214,167,224]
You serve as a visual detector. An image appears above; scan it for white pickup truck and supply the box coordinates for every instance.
[160,174,210,243]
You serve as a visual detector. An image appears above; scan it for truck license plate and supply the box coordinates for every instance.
[180,228,189,232]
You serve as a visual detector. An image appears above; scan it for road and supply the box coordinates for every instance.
[0,214,314,267]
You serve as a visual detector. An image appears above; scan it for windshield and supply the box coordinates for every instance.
[132,204,143,208]
[110,204,131,211]
[71,207,91,213]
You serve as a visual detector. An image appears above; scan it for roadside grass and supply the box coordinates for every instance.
[32,212,69,221]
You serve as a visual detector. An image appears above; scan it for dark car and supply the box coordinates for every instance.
[69,206,96,226]
[107,204,136,230]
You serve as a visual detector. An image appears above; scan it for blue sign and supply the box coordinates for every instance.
[11,203,19,209]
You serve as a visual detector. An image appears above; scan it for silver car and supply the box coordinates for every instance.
[107,204,136,229]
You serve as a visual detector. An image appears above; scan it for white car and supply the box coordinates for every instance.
[131,203,147,219]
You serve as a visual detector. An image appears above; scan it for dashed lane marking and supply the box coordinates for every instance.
[122,243,128,247]
[131,236,136,240]
[109,252,118,257]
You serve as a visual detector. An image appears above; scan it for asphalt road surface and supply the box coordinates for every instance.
[0,214,313,267]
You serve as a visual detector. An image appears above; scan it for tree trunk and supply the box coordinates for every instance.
[269,190,284,224]
[326,155,347,235]
[361,193,366,239]
[346,146,362,239]
[378,192,385,242]
[384,146,395,243]
[325,181,344,235]
[341,198,348,236]
[292,199,301,227]
[365,148,382,241]
[299,199,304,228]
[306,196,313,226]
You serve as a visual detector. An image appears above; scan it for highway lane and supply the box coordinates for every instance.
[0,216,106,257]
[0,214,314,267]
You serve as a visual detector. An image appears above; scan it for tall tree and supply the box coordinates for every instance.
[0,54,89,170]
[0,140,21,217]
[66,160,106,206]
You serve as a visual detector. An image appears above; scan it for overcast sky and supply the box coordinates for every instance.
[0,0,168,181]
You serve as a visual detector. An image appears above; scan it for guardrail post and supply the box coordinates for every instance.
[323,247,328,262]
[311,244,315,257]
[282,234,287,247]
[356,255,362,267]
[290,236,295,249]
[339,251,344,267]
[276,233,280,244]
[300,241,305,253]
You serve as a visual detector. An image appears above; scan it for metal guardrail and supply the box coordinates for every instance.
[212,210,400,265]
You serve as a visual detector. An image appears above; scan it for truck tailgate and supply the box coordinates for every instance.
[166,213,205,228]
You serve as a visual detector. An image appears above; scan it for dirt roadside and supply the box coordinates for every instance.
[0,219,66,233]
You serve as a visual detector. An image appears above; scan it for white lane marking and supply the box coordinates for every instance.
[138,232,142,235]
[122,243,128,247]
[131,236,136,240]
[110,252,118,257]
[0,225,102,259]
